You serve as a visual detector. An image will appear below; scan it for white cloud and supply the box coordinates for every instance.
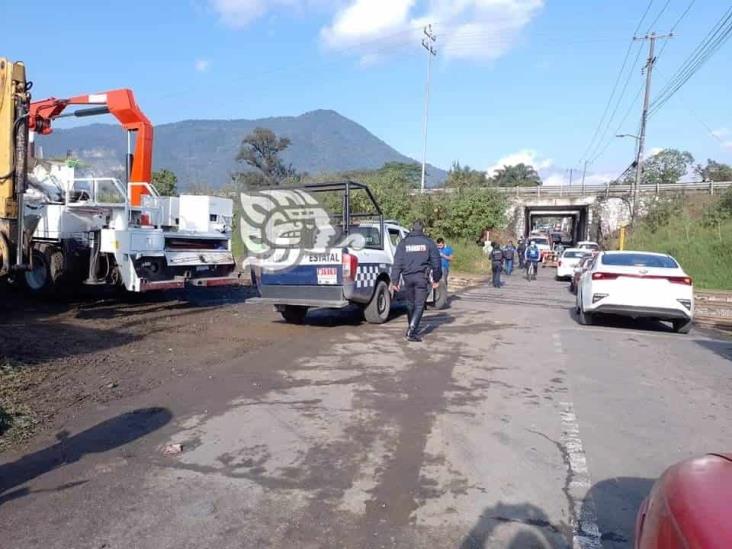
[209,0,324,28]
[321,0,544,63]
[194,58,211,72]
[486,148,616,186]
[722,141,732,151]
[647,147,663,157]
[209,0,269,28]
[486,148,553,176]
[712,127,730,139]
[208,0,543,63]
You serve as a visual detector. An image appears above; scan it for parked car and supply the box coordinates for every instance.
[556,248,590,280]
[576,251,694,333]
[635,453,732,548]
[570,254,594,294]
[577,240,600,251]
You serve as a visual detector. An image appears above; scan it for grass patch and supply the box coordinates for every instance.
[0,360,39,451]
[448,238,491,275]
[626,196,732,290]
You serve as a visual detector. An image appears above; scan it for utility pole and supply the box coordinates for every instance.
[420,25,437,193]
[580,160,588,193]
[631,32,672,224]
[568,168,574,187]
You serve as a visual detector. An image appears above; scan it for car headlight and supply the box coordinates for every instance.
[592,293,608,303]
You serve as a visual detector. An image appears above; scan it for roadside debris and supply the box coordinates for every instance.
[161,443,183,456]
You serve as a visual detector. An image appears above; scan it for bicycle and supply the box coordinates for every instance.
[526,261,537,281]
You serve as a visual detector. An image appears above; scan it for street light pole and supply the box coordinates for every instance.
[420,25,437,194]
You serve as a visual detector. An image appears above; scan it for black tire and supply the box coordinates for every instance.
[578,303,594,326]
[364,280,391,324]
[280,305,308,324]
[22,248,52,296]
[672,319,692,334]
[569,281,576,294]
[433,279,448,310]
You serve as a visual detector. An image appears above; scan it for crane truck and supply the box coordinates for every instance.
[1,56,239,295]
[0,58,32,280]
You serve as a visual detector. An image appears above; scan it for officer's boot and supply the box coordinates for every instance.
[405,303,425,342]
[405,302,414,339]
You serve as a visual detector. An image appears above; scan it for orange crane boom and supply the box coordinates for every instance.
[28,88,153,206]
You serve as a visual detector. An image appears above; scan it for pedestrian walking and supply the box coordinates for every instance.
[517,238,526,270]
[503,241,516,276]
[490,241,504,288]
[436,238,453,290]
[391,221,442,343]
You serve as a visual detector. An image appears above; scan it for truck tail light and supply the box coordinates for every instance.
[342,251,358,281]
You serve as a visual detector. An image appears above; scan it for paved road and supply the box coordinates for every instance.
[1,271,731,548]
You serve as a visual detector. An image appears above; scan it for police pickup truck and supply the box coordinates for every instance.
[248,181,447,324]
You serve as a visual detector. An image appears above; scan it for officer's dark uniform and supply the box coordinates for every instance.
[391,222,442,341]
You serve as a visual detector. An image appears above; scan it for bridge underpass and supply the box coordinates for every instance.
[522,204,590,243]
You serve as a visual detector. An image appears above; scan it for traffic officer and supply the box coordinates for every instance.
[390,220,442,342]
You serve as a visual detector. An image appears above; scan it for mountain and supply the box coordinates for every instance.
[38,109,447,188]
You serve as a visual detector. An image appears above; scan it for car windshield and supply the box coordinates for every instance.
[601,253,678,268]
[533,237,549,245]
[563,251,586,259]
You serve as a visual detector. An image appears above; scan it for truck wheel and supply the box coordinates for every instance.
[280,305,308,324]
[433,279,448,310]
[364,281,391,324]
[672,319,692,334]
[22,248,52,295]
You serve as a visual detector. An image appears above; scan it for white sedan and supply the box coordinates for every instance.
[555,248,591,280]
[576,251,694,333]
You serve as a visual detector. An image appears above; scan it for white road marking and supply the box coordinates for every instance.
[552,332,603,548]
[559,400,602,549]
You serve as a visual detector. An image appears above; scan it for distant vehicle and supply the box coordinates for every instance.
[577,240,600,251]
[576,251,694,333]
[635,453,732,548]
[556,248,590,280]
[570,255,594,294]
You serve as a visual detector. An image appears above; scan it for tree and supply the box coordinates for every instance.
[433,187,507,240]
[489,163,542,187]
[642,149,694,185]
[152,169,178,196]
[694,159,732,182]
[446,162,488,188]
[234,127,298,187]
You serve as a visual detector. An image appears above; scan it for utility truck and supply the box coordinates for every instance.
[248,181,447,324]
[1,56,238,295]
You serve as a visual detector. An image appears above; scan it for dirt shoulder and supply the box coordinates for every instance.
[0,283,280,452]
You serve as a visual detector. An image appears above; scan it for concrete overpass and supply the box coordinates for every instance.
[426,180,732,243]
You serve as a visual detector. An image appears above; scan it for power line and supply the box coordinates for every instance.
[578,0,655,165]
[588,83,644,164]
[646,0,672,32]
[649,6,732,117]
[584,42,645,163]
[654,0,699,61]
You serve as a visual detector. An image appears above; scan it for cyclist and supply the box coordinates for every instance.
[524,240,541,280]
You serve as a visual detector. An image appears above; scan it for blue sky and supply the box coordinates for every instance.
[3,0,731,184]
